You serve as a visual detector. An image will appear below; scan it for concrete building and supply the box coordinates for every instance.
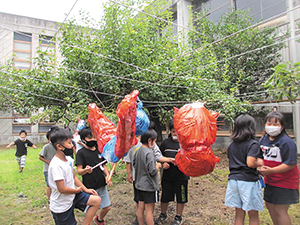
[0,12,60,145]
[167,0,300,150]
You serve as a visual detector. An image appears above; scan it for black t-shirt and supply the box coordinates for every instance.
[75,147,107,189]
[14,139,33,157]
[227,139,263,182]
[160,137,189,181]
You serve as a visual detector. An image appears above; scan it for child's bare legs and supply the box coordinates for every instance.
[83,195,101,225]
[137,201,145,224]
[266,202,291,225]
[98,206,111,221]
[160,202,168,214]
[234,208,245,225]
[176,203,185,216]
[145,203,155,225]
[248,210,259,225]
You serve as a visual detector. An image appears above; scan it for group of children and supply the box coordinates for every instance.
[225,111,299,225]
[6,110,299,225]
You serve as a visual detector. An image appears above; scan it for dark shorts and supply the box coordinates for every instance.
[51,192,90,225]
[133,181,138,203]
[264,184,299,205]
[161,179,188,204]
[136,189,159,204]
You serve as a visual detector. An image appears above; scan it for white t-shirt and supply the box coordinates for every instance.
[48,156,75,213]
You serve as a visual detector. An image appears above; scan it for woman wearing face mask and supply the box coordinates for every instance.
[259,111,299,225]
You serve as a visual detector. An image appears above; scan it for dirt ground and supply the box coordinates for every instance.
[97,149,235,225]
[35,149,299,225]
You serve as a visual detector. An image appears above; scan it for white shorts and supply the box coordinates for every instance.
[225,179,263,212]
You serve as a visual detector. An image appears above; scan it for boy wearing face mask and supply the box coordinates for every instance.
[48,128,101,225]
[259,111,299,225]
[75,128,111,225]
[6,129,37,173]
[155,120,189,225]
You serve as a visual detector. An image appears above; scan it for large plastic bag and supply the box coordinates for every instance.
[114,90,139,159]
[102,136,120,163]
[87,103,116,153]
[175,146,220,177]
[174,103,219,150]
[135,99,150,135]
[174,102,220,177]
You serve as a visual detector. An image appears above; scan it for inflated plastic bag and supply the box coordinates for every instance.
[114,90,139,159]
[87,103,116,153]
[175,146,220,177]
[135,99,150,135]
[174,102,220,177]
[174,103,219,150]
[102,136,120,163]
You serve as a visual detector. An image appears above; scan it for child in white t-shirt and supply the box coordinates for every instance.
[48,128,101,225]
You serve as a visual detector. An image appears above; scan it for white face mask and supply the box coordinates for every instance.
[148,142,155,149]
[265,126,282,137]
[20,137,26,141]
[172,136,178,141]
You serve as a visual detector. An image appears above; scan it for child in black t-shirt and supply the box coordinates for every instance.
[155,120,189,225]
[75,128,111,225]
[6,129,37,173]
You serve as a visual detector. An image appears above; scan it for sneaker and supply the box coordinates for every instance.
[155,213,167,225]
[93,216,105,225]
[170,217,182,225]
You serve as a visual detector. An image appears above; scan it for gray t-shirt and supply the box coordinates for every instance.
[133,146,159,192]
[39,143,56,172]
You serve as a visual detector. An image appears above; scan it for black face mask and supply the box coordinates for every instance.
[85,140,97,148]
[62,145,73,155]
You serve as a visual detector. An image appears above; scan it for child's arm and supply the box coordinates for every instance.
[6,142,15,148]
[157,156,175,164]
[126,162,133,183]
[77,165,93,175]
[56,179,83,194]
[73,173,98,195]
[259,164,297,176]
[32,145,37,149]
[39,155,50,164]
[247,156,264,168]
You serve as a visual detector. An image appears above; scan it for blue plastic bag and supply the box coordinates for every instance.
[135,99,150,135]
[102,136,119,163]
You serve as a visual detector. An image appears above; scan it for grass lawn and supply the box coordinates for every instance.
[0,146,300,224]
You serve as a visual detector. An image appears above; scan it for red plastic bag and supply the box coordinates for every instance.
[174,103,219,150]
[87,103,116,153]
[114,90,139,159]
[175,146,220,177]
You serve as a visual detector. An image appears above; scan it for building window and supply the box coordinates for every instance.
[39,35,56,59]
[236,0,287,22]
[193,0,232,23]
[13,32,32,70]
[38,122,55,134]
